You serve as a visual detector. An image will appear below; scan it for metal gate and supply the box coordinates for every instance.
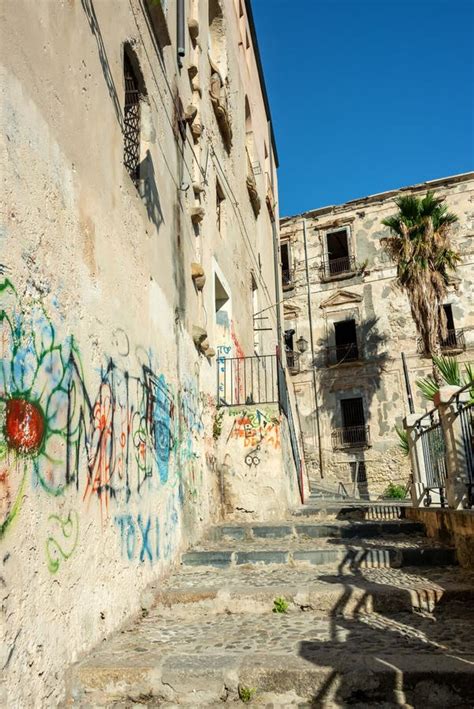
[416,410,447,507]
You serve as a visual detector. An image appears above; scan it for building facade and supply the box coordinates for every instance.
[280,173,474,498]
[0,1,298,705]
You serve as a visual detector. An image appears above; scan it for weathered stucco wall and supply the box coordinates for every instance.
[0,0,282,705]
[215,405,301,521]
[281,174,474,498]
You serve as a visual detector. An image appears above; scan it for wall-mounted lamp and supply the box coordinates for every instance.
[296,335,308,354]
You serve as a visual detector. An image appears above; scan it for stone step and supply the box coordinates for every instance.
[67,602,474,706]
[206,520,425,542]
[181,543,457,570]
[293,503,409,521]
[154,565,474,616]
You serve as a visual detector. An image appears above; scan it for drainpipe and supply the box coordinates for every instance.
[177,0,185,68]
[302,218,324,478]
[401,352,415,414]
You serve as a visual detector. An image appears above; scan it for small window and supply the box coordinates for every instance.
[216,180,225,234]
[324,228,353,277]
[334,319,358,363]
[123,53,142,185]
[281,242,292,289]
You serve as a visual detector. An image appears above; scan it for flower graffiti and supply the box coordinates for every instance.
[1,278,77,538]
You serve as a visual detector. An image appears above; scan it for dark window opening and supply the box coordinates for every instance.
[281,242,292,287]
[341,397,365,428]
[284,329,295,351]
[123,53,141,185]
[326,228,351,276]
[441,304,457,348]
[340,397,367,446]
[334,319,359,363]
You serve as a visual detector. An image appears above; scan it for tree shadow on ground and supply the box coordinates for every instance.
[298,548,474,707]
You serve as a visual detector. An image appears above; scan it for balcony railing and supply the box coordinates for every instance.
[417,329,466,355]
[282,268,293,290]
[326,343,360,366]
[217,353,278,407]
[285,350,300,374]
[319,255,358,280]
[332,425,370,449]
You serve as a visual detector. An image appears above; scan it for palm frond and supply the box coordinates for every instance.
[432,355,461,386]
[416,375,439,401]
[395,426,410,456]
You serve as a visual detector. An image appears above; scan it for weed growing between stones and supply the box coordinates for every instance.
[238,685,256,703]
[272,596,289,613]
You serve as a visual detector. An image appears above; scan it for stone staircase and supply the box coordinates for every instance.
[66,504,474,707]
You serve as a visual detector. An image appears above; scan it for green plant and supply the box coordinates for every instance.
[213,410,224,440]
[416,356,474,402]
[272,597,289,613]
[381,191,459,381]
[395,426,409,456]
[238,685,256,703]
[383,482,407,500]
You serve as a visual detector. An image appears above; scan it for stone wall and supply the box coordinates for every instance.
[215,405,302,521]
[406,508,474,568]
[0,1,282,705]
[281,174,474,498]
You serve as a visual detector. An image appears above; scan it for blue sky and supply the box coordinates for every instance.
[252,0,474,216]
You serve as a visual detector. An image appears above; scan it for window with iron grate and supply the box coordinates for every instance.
[123,54,141,185]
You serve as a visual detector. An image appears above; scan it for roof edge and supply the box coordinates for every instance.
[245,0,279,168]
[281,171,474,223]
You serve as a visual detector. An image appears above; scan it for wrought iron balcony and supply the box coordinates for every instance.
[285,350,300,374]
[326,343,360,366]
[282,268,293,290]
[331,425,370,449]
[417,329,466,355]
[319,255,358,280]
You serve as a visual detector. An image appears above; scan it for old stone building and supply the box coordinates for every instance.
[280,173,474,498]
[0,1,304,705]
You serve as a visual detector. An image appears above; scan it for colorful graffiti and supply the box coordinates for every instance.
[115,513,160,563]
[227,408,281,450]
[1,277,205,566]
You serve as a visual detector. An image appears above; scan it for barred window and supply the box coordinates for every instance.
[123,54,141,185]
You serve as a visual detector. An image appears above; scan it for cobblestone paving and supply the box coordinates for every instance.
[192,534,449,551]
[159,564,474,593]
[105,604,474,659]
[70,513,474,707]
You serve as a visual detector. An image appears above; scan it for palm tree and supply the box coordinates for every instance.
[381,191,460,380]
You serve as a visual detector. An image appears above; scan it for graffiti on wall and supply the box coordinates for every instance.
[227,408,281,451]
[45,510,79,573]
[1,277,206,567]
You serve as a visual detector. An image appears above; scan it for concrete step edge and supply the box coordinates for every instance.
[67,652,474,706]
